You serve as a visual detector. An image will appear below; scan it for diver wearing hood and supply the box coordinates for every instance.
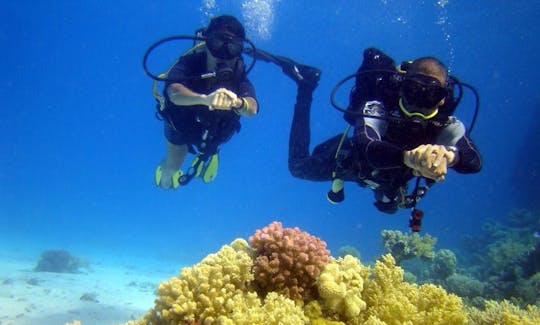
[154,15,259,189]
[258,47,482,225]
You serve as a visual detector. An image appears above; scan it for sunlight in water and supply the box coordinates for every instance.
[436,0,455,69]
[200,0,219,21]
[199,0,280,40]
[241,0,280,40]
[379,0,455,69]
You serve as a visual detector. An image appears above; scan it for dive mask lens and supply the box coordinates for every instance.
[226,39,243,57]
[402,75,448,108]
[206,36,225,53]
[206,32,243,59]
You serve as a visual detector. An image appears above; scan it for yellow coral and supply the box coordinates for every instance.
[125,239,307,325]
[208,291,308,325]
[317,254,464,324]
[413,283,466,325]
[305,301,346,325]
[317,255,369,319]
[466,300,540,325]
[133,239,256,324]
[123,228,539,325]
[355,254,467,325]
[381,230,436,263]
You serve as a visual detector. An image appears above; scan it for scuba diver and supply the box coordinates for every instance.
[253,47,482,230]
[149,15,259,189]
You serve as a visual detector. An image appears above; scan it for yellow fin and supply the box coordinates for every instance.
[202,154,219,183]
[154,165,162,187]
[172,170,183,189]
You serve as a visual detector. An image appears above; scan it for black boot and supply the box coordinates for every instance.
[275,55,321,88]
[247,48,321,88]
[374,200,398,214]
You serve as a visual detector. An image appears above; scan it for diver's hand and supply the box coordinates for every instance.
[424,145,457,181]
[403,144,443,181]
[404,144,456,182]
[206,88,240,111]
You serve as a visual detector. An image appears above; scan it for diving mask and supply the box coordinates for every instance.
[399,98,439,120]
[205,31,244,60]
[401,74,448,111]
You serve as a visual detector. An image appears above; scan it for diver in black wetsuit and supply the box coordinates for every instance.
[257,47,482,217]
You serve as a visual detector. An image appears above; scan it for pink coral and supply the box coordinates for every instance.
[249,221,331,301]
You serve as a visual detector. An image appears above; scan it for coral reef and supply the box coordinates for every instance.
[432,249,457,281]
[444,273,485,302]
[123,221,540,325]
[34,249,88,273]
[466,299,540,325]
[125,238,307,325]
[336,245,360,259]
[137,238,254,323]
[458,209,540,306]
[317,255,369,320]
[249,221,331,301]
[356,254,466,325]
[381,230,437,264]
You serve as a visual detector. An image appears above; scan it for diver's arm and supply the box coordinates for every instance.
[166,83,210,107]
[436,118,482,173]
[232,96,258,117]
[168,84,255,114]
[354,125,404,169]
[452,136,482,173]
[354,101,404,169]
[234,78,259,117]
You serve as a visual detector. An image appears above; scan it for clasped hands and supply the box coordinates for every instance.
[204,88,242,111]
[403,144,457,182]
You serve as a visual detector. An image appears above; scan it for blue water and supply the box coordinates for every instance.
[1,0,539,270]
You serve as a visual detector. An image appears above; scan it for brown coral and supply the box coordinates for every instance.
[249,221,331,301]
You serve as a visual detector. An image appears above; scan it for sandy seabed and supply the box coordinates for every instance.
[0,249,179,325]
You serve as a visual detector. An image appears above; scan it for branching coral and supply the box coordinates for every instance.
[129,239,256,324]
[432,249,457,281]
[336,245,361,259]
[381,230,436,264]
[466,299,540,325]
[125,238,308,325]
[445,273,485,300]
[249,221,331,301]
[355,254,467,325]
[459,209,540,305]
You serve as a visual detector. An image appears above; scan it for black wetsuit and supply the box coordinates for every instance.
[162,51,257,156]
[287,50,482,213]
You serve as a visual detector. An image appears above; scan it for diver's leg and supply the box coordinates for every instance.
[164,140,188,169]
[288,84,314,165]
[252,49,322,86]
[156,140,188,189]
[255,51,329,179]
[373,188,399,214]
[288,77,338,181]
[275,56,321,86]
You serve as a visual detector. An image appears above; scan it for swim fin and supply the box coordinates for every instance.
[190,156,205,178]
[155,165,183,189]
[154,165,163,187]
[202,154,219,183]
[172,170,183,189]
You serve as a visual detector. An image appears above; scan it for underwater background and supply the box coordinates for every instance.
[1,0,539,307]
